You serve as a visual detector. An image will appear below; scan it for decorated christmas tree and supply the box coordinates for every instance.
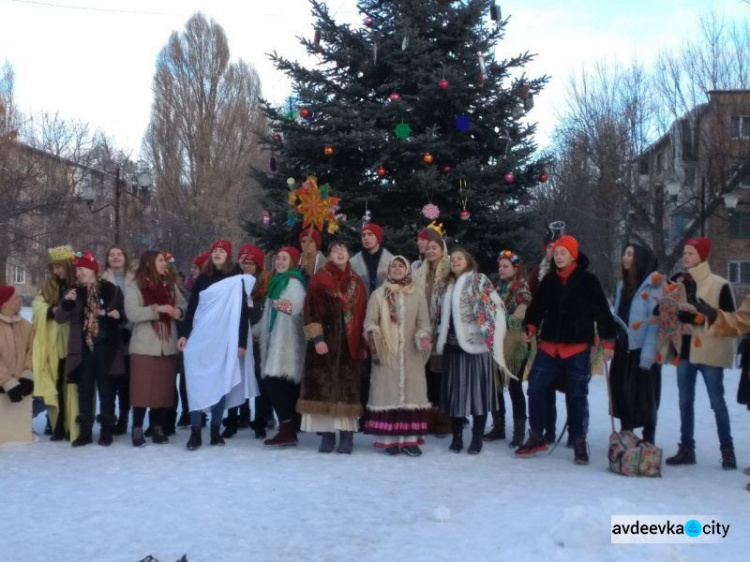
[249,0,549,268]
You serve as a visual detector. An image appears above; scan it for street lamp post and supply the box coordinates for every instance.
[84,164,151,244]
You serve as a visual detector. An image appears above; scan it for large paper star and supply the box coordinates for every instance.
[295,177,340,231]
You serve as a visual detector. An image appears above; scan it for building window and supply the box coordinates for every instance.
[730,115,750,139]
[11,266,25,285]
[729,261,750,285]
[729,211,750,239]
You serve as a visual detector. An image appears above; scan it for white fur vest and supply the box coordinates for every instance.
[259,278,306,382]
[435,272,510,378]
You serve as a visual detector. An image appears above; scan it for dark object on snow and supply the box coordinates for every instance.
[137,555,188,562]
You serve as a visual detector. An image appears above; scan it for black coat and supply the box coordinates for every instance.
[523,252,616,344]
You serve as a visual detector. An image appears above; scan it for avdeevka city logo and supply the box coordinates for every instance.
[685,520,702,538]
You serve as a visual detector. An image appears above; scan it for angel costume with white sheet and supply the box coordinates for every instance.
[184,274,259,412]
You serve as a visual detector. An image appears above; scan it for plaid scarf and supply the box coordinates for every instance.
[82,284,100,352]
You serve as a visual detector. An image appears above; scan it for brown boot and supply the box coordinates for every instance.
[434,412,452,438]
[665,444,696,466]
[263,420,298,447]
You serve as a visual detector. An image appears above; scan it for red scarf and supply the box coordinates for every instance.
[309,262,367,359]
[140,276,176,340]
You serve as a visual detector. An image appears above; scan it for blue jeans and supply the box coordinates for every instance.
[676,361,733,449]
[528,349,590,439]
[189,396,226,428]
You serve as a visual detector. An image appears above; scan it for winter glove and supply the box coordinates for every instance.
[6,384,24,403]
[696,298,718,324]
[18,378,34,396]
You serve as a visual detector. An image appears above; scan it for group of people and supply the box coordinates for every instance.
[1,221,749,489]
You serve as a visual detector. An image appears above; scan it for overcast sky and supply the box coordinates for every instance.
[1,0,748,157]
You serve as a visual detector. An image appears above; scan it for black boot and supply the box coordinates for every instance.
[113,411,129,436]
[132,427,147,448]
[337,431,354,454]
[186,426,202,451]
[152,426,169,445]
[50,413,67,442]
[515,430,548,458]
[177,412,191,428]
[210,426,225,446]
[573,437,589,465]
[509,418,526,448]
[665,444,696,466]
[221,412,238,439]
[97,414,116,447]
[72,416,93,448]
[238,400,251,429]
[319,432,336,453]
[44,416,52,435]
[449,417,464,453]
[468,415,486,454]
[483,411,505,441]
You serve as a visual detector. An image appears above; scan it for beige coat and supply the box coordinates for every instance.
[0,313,33,391]
[363,284,432,410]
[687,261,737,368]
[124,281,187,357]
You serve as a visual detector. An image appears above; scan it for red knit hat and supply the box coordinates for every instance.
[361,223,383,244]
[553,235,579,261]
[73,251,99,273]
[193,252,210,270]
[238,244,265,269]
[211,239,233,259]
[299,228,322,250]
[417,229,430,241]
[0,285,15,308]
[277,246,301,265]
[685,237,712,262]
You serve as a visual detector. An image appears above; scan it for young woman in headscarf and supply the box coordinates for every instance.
[259,246,306,447]
[484,250,532,448]
[610,243,663,445]
[32,245,80,442]
[363,256,432,456]
[298,227,326,282]
[297,240,368,454]
[125,250,186,446]
[414,226,452,436]
[55,251,126,447]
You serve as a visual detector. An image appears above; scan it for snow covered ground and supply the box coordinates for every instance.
[3,309,748,561]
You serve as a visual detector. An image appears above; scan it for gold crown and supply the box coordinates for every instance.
[427,220,446,238]
[48,245,75,263]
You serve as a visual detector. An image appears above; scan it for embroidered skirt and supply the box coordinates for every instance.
[440,343,498,417]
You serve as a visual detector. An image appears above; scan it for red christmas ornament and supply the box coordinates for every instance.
[273,134,282,141]
[324,146,334,156]
[441,165,451,174]
[438,78,450,90]
[460,209,471,221]
[504,171,515,184]
[389,92,402,102]
[376,166,387,178]
[539,173,549,183]
[299,108,311,119]
[423,153,434,164]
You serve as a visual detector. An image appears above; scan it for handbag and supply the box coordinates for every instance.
[605,361,662,477]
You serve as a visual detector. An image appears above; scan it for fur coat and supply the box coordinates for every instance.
[259,277,306,382]
[363,281,431,410]
[435,271,510,379]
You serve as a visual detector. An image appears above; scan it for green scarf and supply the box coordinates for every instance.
[267,269,306,331]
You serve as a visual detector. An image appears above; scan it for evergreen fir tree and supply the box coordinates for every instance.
[248,0,549,269]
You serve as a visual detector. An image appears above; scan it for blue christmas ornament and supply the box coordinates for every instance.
[455,115,471,132]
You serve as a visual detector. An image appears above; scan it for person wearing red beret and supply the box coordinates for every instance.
[517,236,616,465]
[299,228,326,282]
[350,223,394,428]
[0,286,35,444]
[664,237,737,470]
[55,252,127,447]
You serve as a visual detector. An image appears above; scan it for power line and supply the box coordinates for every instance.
[6,0,188,16]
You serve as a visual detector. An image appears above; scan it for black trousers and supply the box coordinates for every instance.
[77,342,116,422]
[426,367,442,408]
[113,356,130,419]
[264,377,300,422]
[497,363,527,420]
[360,359,372,415]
